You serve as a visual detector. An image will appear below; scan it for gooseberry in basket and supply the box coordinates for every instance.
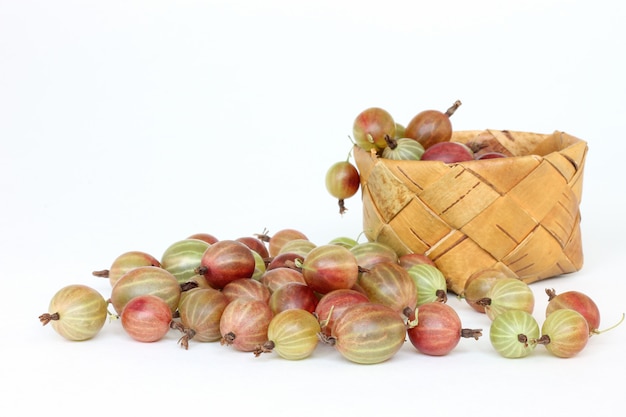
[421,141,474,163]
[382,135,425,160]
[325,159,360,215]
[404,100,461,149]
[352,107,396,152]
[476,151,507,160]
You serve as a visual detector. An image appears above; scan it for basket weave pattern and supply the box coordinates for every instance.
[353,130,587,294]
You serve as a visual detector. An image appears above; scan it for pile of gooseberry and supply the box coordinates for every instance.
[39,227,622,364]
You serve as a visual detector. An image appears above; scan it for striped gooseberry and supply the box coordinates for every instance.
[256,228,309,258]
[352,106,396,152]
[222,278,271,303]
[220,298,274,352]
[186,232,219,244]
[461,268,510,313]
[328,236,359,249]
[300,244,359,295]
[174,288,230,349]
[314,288,370,337]
[545,288,601,334]
[254,309,321,360]
[357,261,417,320]
[489,309,540,359]
[398,253,436,269]
[120,294,173,343]
[534,308,589,358]
[325,159,360,215]
[407,302,481,356]
[92,250,161,287]
[268,282,318,315]
[278,239,317,257]
[260,267,307,293]
[197,239,256,289]
[235,235,270,259]
[323,302,407,364]
[109,265,181,316]
[39,284,108,341]
[406,264,448,306]
[477,277,534,321]
[160,238,211,285]
[349,241,398,269]
[382,136,425,160]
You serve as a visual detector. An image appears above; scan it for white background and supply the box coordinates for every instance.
[2,1,625,416]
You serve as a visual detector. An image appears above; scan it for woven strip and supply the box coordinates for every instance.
[354,130,587,294]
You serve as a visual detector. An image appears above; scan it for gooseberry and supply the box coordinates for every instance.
[407,302,481,356]
[160,238,210,285]
[174,287,229,348]
[120,294,173,343]
[477,277,534,321]
[404,100,461,149]
[489,309,540,358]
[314,288,370,337]
[197,239,256,289]
[352,107,396,152]
[534,308,589,358]
[109,265,181,316]
[382,136,425,160]
[358,261,417,320]
[254,309,321,360]
[220,298,274,352]
[39,284,109,341]
[325,159,361,215]
[406,264,448,305]
[92,250,161,287]
[300,244,359,294]
[324,302,407,364]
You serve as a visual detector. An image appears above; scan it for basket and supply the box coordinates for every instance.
[353,129,587,294]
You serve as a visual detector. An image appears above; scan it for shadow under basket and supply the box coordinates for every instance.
[353,129,587,295]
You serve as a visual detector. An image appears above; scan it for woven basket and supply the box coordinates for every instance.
[353,129,587,294]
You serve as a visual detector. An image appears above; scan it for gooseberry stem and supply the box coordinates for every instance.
[445,100,462,117]
[92,269,109,278]
[384,134,398,149]
[476,297,492,307]
[592,312,625,336]
[461,328,483,340]
[38,312,59,325]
